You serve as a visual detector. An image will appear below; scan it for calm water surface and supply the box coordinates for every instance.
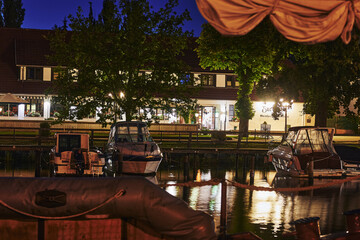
[157,154,360,239]
[1,151,360,239]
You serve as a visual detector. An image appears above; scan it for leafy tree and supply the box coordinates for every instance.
[47,0,196,125]
[0,0,25,27]
[196,19,288,137]
[257,33,360,127]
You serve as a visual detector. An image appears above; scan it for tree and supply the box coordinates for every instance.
[0,0,25,27]
[196,19,288,136]
[47,0,196,125]
[256,33,360,127]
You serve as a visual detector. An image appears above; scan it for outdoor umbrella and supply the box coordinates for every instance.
[196,0,360,44]
[0,93,29,116]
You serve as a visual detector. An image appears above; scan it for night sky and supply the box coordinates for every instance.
[21,0,207,36]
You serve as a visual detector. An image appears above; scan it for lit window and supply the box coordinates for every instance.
[229,105,235,120]
[226,75,238,88]
[180,73,193,85]
[52,68,59,80]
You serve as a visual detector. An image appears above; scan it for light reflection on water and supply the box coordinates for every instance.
[158,167,360,239]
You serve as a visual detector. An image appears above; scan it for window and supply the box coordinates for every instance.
[180,73,194,85]
[229,105,235,120]
[26,67,43,80]
[226,75,239,88]
[52,68,59,81]
[200,74,216,86]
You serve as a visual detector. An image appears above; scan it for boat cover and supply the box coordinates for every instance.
[0,176,216,240]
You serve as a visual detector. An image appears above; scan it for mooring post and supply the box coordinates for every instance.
[235,154,239,179]
[35,150,41,177]
[187,131,192,148]
[250,156,255,185]
[242,155,247,181]
[219,179,227,239]
[184,154,189,182]
[308,159,314,183]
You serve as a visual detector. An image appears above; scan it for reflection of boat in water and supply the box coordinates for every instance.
[0,176,216,240]
[50,133,105,176]
[104,121,162,176]
[267,127,344,178]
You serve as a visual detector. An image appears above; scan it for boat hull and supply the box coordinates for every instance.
[122,158,162,175]
[269,154,344,178]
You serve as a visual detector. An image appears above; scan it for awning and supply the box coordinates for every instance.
[0,93,28,104]
[196,0,360,44]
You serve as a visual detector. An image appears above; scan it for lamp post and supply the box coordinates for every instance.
[280,99,293,133]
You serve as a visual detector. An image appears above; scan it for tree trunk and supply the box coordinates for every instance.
[315,101,328,127]
[237,118,249,148]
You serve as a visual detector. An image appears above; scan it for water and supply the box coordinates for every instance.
[157,153,360,239]
[1,151,360,239]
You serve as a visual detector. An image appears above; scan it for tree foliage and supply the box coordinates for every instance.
[196,19,288,132]
[0,0,25,27]
[257,33,360,127]
[47,0,196,125]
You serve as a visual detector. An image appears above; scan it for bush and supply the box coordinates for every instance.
[39,122,51,137]
[211,131,227,142]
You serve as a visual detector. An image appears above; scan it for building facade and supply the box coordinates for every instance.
[0,28,313,131]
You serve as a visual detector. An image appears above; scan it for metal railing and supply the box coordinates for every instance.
[0,126,284,147]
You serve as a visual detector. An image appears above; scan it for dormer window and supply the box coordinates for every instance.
[200,74,216,86]
[226,75,239,88]
[26,67,43,81]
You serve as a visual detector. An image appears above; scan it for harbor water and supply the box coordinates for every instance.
[1,151,359,239]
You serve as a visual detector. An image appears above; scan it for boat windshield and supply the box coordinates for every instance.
[116,124,153,142]
[295,129,334,155]
[281,130,296,147]
[58,135,81,152]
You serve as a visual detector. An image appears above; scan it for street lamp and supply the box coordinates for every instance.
[280,98,293,133]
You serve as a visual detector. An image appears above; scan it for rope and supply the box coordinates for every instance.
[159,175,360,192]
[0,189,125,220]
[227,175,360,192]
[158,179,222,188]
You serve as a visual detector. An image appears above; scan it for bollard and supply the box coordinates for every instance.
[291,217,321,240]
[344,209,360,234]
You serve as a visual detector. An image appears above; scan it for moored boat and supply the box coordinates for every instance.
[50,133,105,176]
[103,121,162,176]
[267,127,344,178]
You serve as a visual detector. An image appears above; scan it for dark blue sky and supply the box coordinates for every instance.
[22,0,206,36]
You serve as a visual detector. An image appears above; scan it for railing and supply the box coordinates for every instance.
[0,126,284,149]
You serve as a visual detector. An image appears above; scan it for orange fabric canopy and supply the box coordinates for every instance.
[196,0,360,44]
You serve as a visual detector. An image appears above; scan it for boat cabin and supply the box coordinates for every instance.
[50,133,105,176]
[268,127,342,177]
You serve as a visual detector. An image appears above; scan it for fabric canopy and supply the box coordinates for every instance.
[0,93,28,104]
[195,0,360,44]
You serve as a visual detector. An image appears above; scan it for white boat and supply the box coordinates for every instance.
[103,121,162,176]
[50,133,105,176]
[267,127,344,178]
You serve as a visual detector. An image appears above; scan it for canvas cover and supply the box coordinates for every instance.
[0,176,216,240]
[196,0,360,44]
